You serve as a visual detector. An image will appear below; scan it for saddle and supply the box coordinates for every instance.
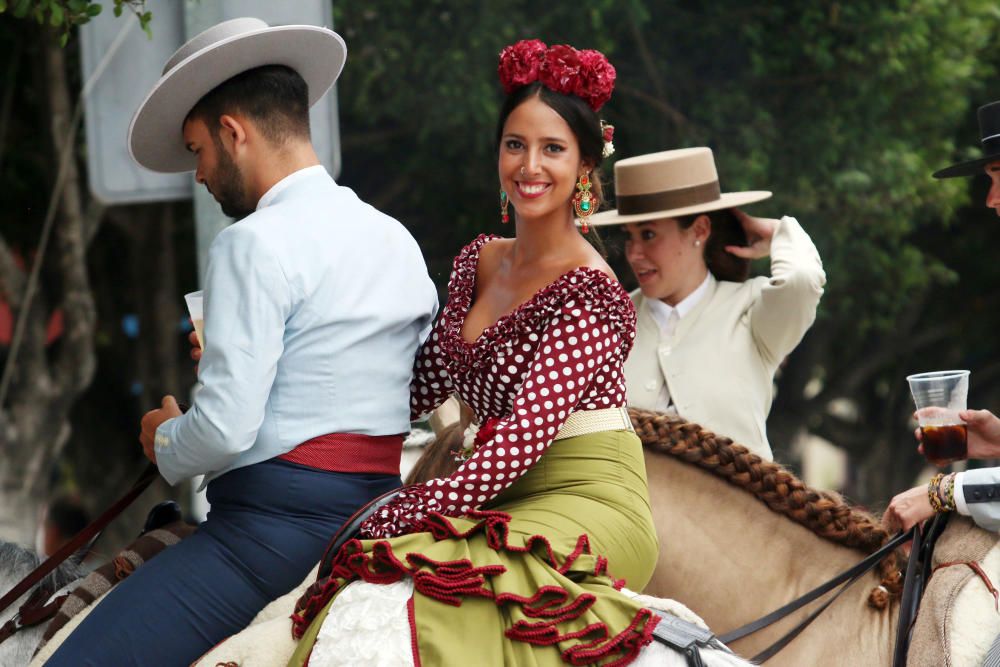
[317,490,735,666]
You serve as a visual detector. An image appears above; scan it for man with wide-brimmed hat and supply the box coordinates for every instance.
[884,101,1000,666]
[47,18,437,665]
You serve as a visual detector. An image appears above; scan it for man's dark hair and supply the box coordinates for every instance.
[186,64,310,143]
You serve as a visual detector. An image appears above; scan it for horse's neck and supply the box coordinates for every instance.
[642,451,897,666]
[0,543,84,667]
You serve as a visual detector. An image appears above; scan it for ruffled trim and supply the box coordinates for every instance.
[292,509,658,666]
[441,234,637,371]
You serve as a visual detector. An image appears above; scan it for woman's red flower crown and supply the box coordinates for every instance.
[498,39,616,112]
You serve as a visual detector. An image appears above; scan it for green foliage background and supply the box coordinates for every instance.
[2,0,1000,508]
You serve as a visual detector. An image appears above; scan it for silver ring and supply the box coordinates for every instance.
[520,166,527,177]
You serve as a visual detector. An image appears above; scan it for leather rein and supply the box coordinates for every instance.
[0,463,159,645]
[711,515,948,665]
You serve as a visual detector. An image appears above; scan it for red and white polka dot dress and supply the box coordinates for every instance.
[362,234,636,538]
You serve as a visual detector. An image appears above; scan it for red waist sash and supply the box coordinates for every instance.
[277,432,404,475]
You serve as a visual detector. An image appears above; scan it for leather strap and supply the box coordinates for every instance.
[892,512,949,667]
[719,526,915,662]
[316,488,404,580]
[651,611,732,667]
[0,462,159,618]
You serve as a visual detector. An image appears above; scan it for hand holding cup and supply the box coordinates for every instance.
[907,370,970,465]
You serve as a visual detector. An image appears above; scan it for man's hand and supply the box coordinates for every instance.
[189,330,202,372]
[960,409,1000,458]
[913,407,1000,463]
[140,395,182,464]
[883,484,934,533]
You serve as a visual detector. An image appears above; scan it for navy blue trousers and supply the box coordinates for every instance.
[47,459,399,666]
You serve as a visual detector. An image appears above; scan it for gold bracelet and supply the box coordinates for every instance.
[928,473,945,513]
[941,472,957,512]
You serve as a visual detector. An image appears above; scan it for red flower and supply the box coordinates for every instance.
[474,416,502,447]
[539,44,582,97]
[575,50,616,111]
[498,39,547,94]
[497,41,616,112]
[602,123,615,143]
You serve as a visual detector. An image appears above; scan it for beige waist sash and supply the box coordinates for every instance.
[554,407,634,441]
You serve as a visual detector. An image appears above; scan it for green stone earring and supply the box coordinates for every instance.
[500,189,510,224]
[572,173,596,233]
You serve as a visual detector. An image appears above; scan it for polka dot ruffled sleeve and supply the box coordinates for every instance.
[361,303,626,539]
[409,318,455,422]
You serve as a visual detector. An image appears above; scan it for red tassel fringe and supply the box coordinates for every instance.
[291,509,659,666]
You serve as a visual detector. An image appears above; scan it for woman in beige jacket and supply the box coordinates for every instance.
[589,148,826,460]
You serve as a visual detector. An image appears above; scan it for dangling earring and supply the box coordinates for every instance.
[499,189,509,224]
[572,172,597,234]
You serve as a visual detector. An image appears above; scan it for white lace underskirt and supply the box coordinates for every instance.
[307,578,747,667]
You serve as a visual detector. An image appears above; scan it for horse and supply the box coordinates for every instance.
[407,408,1000,666]
[26,411,1000,665]
[0,542,85,667]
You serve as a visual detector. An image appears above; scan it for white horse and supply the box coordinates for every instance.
[0,542,84,667]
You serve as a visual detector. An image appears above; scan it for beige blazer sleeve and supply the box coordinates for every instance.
[748,216,826,365]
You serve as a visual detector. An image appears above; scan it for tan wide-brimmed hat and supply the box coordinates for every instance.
[128,17,346,174]
[588,147,772,227]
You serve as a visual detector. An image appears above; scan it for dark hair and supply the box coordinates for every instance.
[677,209,750,282]
[495,82,607,213]
[185,65,310,144]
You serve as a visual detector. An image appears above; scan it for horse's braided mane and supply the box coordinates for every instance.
[629,408,903,609]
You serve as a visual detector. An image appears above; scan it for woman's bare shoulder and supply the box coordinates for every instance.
[575,247,617,282]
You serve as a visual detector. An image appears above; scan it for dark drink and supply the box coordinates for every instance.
[920,424,968,461]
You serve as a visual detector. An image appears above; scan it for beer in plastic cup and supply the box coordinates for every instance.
[906,370,970,462]
[184,290,204,350]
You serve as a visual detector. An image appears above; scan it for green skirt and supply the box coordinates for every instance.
[289,429,659,666]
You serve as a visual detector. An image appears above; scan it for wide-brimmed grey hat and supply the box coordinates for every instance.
[588,148,771,227]
[128,17,346,173]
[933,101,1000,179]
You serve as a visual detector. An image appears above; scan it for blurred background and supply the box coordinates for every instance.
[1,0,998,557]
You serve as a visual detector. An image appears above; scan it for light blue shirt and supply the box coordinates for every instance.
[155,166,438,487]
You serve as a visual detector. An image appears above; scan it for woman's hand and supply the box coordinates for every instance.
[724,208,780,260]
[883,484,935,533]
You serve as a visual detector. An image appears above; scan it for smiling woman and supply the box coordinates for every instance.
[278,40,683,667]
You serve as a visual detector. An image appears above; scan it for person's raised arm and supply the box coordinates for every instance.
[732,210,826,365]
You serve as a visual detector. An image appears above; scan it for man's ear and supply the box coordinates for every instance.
[217,114,249,154]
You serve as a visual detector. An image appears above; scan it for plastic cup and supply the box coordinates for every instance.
[184,290,204,350]
[906,370,970,462]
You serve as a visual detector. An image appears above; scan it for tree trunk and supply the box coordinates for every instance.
[0,32,97,544]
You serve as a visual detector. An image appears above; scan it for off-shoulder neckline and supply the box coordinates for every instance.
[454,234,619,347]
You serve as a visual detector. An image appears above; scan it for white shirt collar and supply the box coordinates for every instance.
[256,164,328,210]
[646,272,714,334]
